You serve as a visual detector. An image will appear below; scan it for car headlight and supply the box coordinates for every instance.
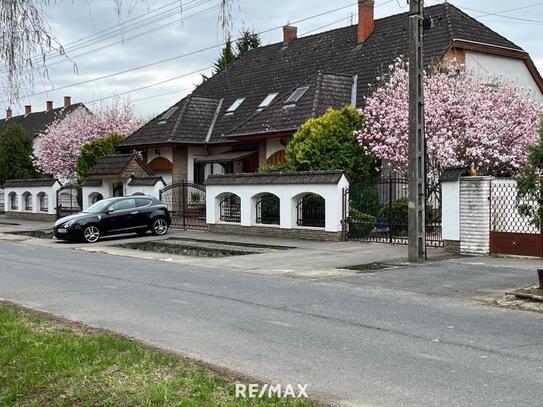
[63,220,76,228]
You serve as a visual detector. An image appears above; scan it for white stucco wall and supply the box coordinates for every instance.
[442,181,460,241]
[4,182,61,214]
[147,147,173,163]
[206,175,349,232]
[265,138,287,160]
[465,51,543,102]
[126,181,165,198]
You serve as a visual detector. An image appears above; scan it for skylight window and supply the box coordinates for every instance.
[283,86,309,107]
[157,106,178,124]
[225,98,246,115]
[257,93,279,111]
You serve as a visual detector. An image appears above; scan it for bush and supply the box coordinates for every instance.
[348,207,376,237]
[349,186,380,217]
[75,132,125,184]
[285,106,376,183]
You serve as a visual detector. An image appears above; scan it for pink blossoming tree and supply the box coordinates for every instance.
[35,100,141,181]
[356,59,542,186]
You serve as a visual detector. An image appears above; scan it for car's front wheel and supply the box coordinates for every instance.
[151,217,169,236]
[82,225,101,243]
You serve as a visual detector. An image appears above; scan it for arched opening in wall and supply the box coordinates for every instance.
[9,192,17,210]
[266,150,286,166]
[22,191,32,211]
[254,193,280,225]
[218,193,241,223]
[88,192,104,207]
[37,192,49,212]
[112,182,124,197]
[295,193,325,228]
[131,192,144,196]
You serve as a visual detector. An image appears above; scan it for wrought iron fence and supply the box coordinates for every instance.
[344,176,442,246]
[255,193,280,225]
[159,182,207,230]
[219,193,241,223]
[56,185,82,219]
[296,194,325,228]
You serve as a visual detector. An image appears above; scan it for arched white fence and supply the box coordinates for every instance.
[205,171,349,240]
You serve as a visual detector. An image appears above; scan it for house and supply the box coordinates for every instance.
[80,153,165,209]
[0,96,88,154]
[118,1,543,187]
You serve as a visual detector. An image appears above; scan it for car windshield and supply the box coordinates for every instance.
[84,200,111,214]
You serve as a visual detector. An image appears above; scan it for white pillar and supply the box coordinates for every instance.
[460,176,494,255]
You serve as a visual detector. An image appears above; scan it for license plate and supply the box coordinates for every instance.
[57,228,67,233]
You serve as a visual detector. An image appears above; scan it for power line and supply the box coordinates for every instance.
[8,1,365,104]
[84,66,212,104]
[4,0,214,75]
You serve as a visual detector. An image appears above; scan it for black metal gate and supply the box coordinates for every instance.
[159,182,206,230]
[56,184,82,219]
[343,176,442,246]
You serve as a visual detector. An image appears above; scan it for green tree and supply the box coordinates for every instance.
[0,124,39,183]
[517,119,543,227]
[213,37,236,73]
[212,29,261,75]
[235,28,261,56]
[285,106,375,183]
[75,132,125,184]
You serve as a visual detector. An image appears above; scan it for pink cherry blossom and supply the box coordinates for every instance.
[35,100,142,181]
[355,59,542,183]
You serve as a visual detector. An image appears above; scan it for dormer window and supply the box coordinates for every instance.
[157,106,178,124]
[257,93,279,111]
[225,98,246,115]
[283,86,309,107]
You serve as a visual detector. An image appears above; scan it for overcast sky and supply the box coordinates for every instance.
[8,0,543,119]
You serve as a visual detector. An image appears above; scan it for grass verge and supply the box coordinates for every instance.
[0,303,318,406]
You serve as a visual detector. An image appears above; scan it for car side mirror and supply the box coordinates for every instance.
[104,208,113,215]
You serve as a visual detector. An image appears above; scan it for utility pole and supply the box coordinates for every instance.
[408,0,426,262]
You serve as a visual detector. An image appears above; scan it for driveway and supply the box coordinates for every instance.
[1,239,542,406]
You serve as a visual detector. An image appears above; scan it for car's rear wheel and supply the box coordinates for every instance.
[151,217,168,235]
[82,225,100,243]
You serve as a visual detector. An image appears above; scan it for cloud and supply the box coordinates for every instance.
[8,0,543,119]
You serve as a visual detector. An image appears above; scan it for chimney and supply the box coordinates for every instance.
[46,100,53,111]
[283,25,297,45]
[6,108,12,119]
[63,96,71,107]
[24,105,32,115]
[358,0,375,44]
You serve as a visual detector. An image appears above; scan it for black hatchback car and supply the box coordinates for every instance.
[54,196,172,243]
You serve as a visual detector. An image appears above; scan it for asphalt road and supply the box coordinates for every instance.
[1,240,542,406]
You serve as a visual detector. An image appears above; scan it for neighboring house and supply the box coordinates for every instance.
[118,1,543,186]
[0,96,88,154]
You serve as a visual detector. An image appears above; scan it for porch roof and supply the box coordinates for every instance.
[194,150,258,164]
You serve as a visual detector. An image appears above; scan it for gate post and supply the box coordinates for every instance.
[182,181,187,230]
[388,175,393,244]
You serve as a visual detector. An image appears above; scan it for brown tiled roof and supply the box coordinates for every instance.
[3,178,59,188]
[87,154,152,176]
[81,179,103,187]
[0,104,88,138]
[205,171,345,185]
[128,176,165,186]
[120,3,528,148]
